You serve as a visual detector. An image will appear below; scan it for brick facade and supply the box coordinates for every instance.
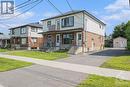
[86,31,104,51]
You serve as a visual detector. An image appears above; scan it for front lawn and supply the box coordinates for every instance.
[78,75,130,87]
[0,49,9,52]
[0,57,32,72]
[101,55,130,71]
[7,50,68,60]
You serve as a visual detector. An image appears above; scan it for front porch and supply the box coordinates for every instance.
[43,29,84,54]
[10,37,29,50]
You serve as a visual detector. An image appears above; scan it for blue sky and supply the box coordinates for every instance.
[0,0,130,35]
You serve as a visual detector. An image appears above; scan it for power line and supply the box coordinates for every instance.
[0,0,43,21]
[46,0,63,15]
[15,0,31,8]
[46,0,83,25]
[65,0,88,24]
[66,0,73,11]
[15,0,39,11]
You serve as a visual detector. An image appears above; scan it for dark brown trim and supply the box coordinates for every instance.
[40,28,83,34]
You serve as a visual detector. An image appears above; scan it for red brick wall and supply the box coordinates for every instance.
[86,31,104,51]
[29,37,43,49]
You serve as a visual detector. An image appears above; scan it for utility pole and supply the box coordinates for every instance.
[129,0,130,6]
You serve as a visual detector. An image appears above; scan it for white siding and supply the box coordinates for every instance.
[10,27,28,37]
[113,37,127,48]
[42,13,84,32]
[10,26,43,38]
[84,14,105,36]
[29,27,43,37]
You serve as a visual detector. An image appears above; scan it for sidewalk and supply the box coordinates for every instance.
[0,54,130,81]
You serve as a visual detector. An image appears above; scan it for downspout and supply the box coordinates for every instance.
[82,11,85,53]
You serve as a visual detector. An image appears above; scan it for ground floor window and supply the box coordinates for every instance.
[63,34,74,44]
[31,37,37,43]
[21,38,27,45]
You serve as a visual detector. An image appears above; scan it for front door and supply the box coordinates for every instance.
[76,32,82,46]
[56,34,60,46]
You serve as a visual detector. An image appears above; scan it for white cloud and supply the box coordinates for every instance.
[43,12,58,18]
[102,9,130,22]
[101,0,130,22]
[15,11,34,19]
[105,0,129,12]
[0,11,34,20]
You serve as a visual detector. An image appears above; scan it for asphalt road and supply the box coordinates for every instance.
[0,48,129,87]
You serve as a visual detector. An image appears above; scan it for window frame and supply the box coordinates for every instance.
[31,37,37,43]
[20,27,26,34]
[47,21,51,27]
[21,38,27,45]
[31,27,38,32]
[63,33,74,44]
[61,16,74,28]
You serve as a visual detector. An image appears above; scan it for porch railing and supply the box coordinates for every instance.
[48,25,56,31]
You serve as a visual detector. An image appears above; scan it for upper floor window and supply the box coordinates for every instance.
[20,27,26,34]
[31,27,38,32]
[12,29,15,35]
[99,24,102,29]
[56,19,60,30]
[61,16,74,28]
[47,21,51,27]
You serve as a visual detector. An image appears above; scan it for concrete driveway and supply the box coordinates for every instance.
[0,48,129,87]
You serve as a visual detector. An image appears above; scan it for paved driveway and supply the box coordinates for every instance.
[56,48,129,66]
[0,48,129,87]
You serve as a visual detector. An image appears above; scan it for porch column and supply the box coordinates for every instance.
[82,31,85,53]
[73,32,76,46]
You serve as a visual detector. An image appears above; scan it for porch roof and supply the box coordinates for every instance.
[39,28,83,34]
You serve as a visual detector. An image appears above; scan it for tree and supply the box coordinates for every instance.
[125,21,130,50]
[112,23,126,38]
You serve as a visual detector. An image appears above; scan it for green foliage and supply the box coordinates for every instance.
[127,41,130,50]
[112,23,126,38]
[125,21,130,50]
[8,50,68,60]
[0,49,9,52]
[101,55,130,71]
[78,75,130,87]
[0,57,32,72]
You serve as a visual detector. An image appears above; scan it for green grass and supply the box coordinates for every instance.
[101,55,130,71]
[0,49,9,52]
[0,57,32,72]
[78,75,130,87]
[7,50,68,60]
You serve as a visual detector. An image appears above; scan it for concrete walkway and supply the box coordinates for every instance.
[0,54,130,81]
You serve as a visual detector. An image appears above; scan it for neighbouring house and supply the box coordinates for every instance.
[0,33,10,48]
[9,23,43,50]
[40,10,106,54]
[113,37,127,48]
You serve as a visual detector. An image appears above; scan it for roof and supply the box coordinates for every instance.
[113,37,127,40]
[9,23,43,30]
[41,10,106,25]
[0,35,10,39]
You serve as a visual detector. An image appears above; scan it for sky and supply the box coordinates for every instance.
[0,0,130,35]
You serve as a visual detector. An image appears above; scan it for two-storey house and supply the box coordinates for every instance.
[0,33,10,48]
[40,10,106,54]
[10,23,43,50]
